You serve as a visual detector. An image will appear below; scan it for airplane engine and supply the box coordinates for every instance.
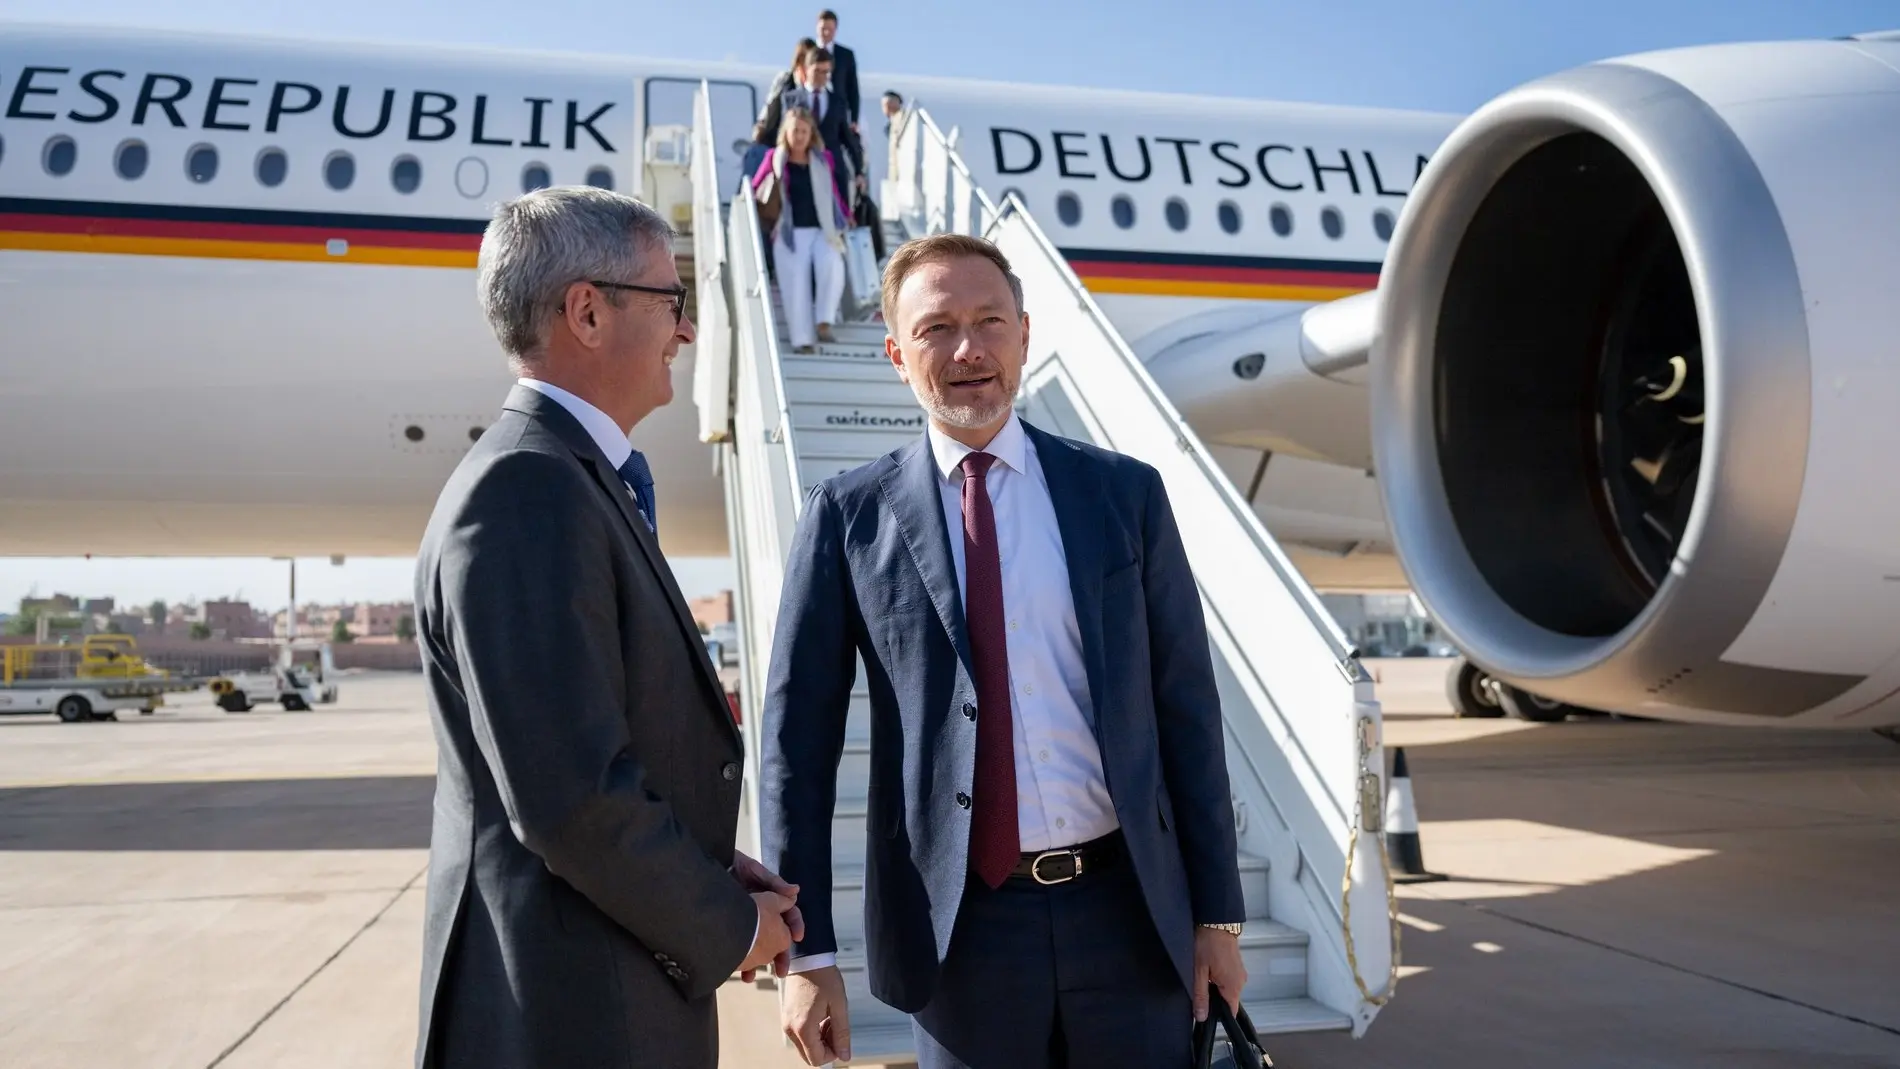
[1371,36,1900,727]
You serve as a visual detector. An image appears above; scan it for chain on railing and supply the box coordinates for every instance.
[1339,682,1401,1007]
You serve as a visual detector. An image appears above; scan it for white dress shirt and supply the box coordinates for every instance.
[931,413,1120,853]
[518,378,632,471]
[789,415,1120,975]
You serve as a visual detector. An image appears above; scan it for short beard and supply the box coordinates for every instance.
[915,385,1014,430]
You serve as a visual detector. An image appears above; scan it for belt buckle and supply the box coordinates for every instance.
[1031,847,1082,885]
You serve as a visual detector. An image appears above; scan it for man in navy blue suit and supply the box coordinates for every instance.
[760,234,1248,1068]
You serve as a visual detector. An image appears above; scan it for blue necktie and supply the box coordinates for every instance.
[616,450,657,533]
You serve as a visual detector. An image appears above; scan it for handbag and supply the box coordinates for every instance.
[1192,988,1273,1069]
[755,167,783,231]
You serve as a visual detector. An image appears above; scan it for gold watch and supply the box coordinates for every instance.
[1199,922,1243,937]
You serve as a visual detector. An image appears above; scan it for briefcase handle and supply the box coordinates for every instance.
[1191,985,1273,1069]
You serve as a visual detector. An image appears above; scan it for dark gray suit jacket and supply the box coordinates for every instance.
[413,385,755,1069]
[760,421,1245,1013]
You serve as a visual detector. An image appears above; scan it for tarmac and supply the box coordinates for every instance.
[1,664,1896,1068]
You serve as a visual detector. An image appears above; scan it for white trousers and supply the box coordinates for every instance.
[780,226,844,348]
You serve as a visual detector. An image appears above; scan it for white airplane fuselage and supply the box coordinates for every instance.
[0,24,1454,583]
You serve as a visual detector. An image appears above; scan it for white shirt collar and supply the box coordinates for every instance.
[517,378,633,470]
[928,412,1028,482]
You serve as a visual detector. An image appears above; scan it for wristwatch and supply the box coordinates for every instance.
[1199,922,1244,937]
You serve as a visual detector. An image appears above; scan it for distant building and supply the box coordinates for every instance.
[689,591,734,632]
[21,593,80,616]
[355,601,409,638]
[202,600,269,641]
[104,613,149,635]
[272,601,412,640]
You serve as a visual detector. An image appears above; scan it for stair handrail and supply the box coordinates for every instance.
[690,81,735,444]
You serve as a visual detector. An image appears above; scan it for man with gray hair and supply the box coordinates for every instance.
[413,186,801,1069]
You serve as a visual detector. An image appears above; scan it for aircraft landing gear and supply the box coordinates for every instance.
[1497,684,1592,723]
[1446,658,1506,719]
[1446,656,1598,722]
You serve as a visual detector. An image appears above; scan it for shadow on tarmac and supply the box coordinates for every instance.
[1267,720,1900,1069]
[0,776,435,851]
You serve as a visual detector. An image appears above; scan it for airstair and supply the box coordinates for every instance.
[680,86,1398,1063]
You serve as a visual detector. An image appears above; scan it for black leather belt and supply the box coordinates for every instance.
[1006,830,1125,885]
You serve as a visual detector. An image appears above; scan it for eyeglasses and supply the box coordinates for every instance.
[588,280,688,325]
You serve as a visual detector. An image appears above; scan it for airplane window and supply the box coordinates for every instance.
[187,144,219,184]
[455,157,489,198]
[114,140,149,181]
[1056,191,1081,227]
[1373,208,1395,242]
[256,148,288,187]
[324,151,356,191]
[1218,201,1241,235]
[1269,203,1293,237]
[1165,197,1189,232]
[43,135,76,177]
[392,156,422,195]
[585,166,614,190]
[1111,195,1136,230]
[523,163,552,194]
[1321,207,1344,239]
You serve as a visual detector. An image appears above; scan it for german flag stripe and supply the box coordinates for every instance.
[0,197,484,267]
[1061,245,1380,301]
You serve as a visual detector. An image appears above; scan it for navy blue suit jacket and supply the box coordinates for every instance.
[760,421,1245,1013]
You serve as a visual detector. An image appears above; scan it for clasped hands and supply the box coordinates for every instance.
[733,849,805,982]
[734,851,851,1064]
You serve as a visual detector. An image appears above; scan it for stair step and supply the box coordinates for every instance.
[783,377,920,407]
[820,927,1343,1050]
[780,351,905,378]
[1237,997,1356,1034]
[772,321,890,346]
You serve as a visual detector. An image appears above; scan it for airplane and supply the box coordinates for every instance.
[4,22,1898,730]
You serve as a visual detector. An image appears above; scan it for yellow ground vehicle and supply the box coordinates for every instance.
[74,635,170,680]
[1,637,194,723]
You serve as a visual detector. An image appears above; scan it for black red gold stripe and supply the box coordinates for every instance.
[1,200,1383,301]
[1061,246,1380,301]
[0,197,485,267]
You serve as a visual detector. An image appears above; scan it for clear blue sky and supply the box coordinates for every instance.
[1,0,1891,612]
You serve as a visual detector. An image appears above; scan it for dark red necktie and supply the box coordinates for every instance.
[960,452,1019,888]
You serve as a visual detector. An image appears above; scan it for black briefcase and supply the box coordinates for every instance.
[1191,987,1273,1069]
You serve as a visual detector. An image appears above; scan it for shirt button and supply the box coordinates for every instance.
[1009,620,1019,632]
[963,702,977,721]
[1039,749,1050,762]
[1022,684,1034,696]
[720,762,739,782]
[1055,817,1067,830]
[956,792,972,809]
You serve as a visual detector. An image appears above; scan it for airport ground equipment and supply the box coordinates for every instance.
[680,87,1400,1059]
[207,641,337,712]
[0,638,195,721]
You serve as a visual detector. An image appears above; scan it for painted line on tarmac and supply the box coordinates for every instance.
[0,767,436,790]
[204,862,429,1069]
[1444,895,1900,1039]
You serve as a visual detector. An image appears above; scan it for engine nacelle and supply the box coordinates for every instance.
[1372,37,1900,727]
[1145,292,1379,468]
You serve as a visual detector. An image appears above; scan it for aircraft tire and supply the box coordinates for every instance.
[1446,658,1506,719]
[1498,685,1584,723]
